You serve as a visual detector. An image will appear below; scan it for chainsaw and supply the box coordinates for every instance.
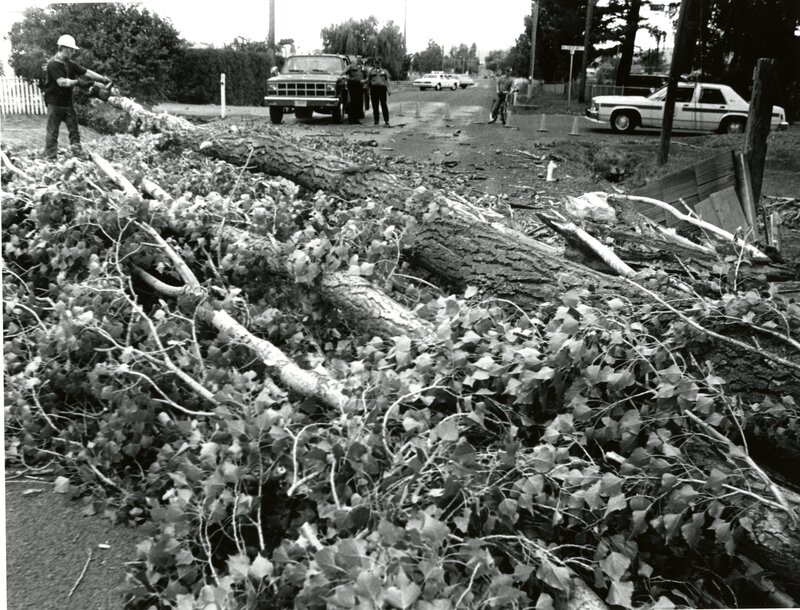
[77,77,117,101]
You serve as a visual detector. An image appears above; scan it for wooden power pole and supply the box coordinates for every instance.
[268,0,275,49]
[529,0,539,93]
[578,0,595,104]
[658,0,699,166]
[743,58,776,207]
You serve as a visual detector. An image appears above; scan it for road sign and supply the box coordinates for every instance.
[561,45,583,52]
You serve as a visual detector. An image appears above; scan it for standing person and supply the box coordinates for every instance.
[363,57,371,113]
[489,67,515,124]
[367,57,391,126]
[342,57,366,124]
[42,34,110,159]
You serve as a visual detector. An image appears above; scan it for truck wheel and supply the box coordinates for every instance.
[435,83,442,91]
[294,108,313,119]
[722,117,745,134]
[269,107,284,124]
[610,110,637,134]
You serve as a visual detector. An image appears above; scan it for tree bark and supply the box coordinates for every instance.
[615,0,642,88]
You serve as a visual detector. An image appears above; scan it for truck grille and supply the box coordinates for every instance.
[275,82,328,97]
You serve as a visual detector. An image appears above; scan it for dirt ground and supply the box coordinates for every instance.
[2,99,799,607]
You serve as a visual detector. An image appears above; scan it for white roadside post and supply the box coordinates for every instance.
[561,45,583,109]
[220,73,226,119]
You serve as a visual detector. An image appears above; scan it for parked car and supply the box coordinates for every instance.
[442,74,459,90]
[414,73,453,91]
[585,82,789,134]
[454,74,475,89]
[264,54,349,124]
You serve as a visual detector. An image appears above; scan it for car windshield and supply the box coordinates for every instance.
[422,74,437,79]
[282,56,344,75]
[648,85,695,101]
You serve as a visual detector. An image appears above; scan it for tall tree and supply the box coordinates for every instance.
[8,3,184,101]
[699,0,800,119]
[320,17,406,78]
[615,0,644,86]
[411,41,445,74]
[506,0,609,83]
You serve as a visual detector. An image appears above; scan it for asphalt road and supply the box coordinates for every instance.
[157,77,710,142]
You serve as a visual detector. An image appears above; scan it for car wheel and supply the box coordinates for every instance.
[451,83,457,90]
[269,106,283,124]
[610,110,637,134]
[294,108,313,119]
[722,117,745,134]
[435,83,442,91]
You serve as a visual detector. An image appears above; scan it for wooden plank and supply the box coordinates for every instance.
[700,186,748,235]
[694,150,736,183]
[769,213,782,252]
[697,173,737,201]
[695,197,724,229]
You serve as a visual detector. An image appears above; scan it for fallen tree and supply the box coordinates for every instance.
[4,101,800,609]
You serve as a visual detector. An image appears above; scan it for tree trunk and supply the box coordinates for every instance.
[615,0,642,88]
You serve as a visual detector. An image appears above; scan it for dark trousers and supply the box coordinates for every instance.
[491,92,509,120]
[45,103,81,157]
[370,85,389,124]
[347,80,364,122]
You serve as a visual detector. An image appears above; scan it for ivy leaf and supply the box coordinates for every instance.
[227,553,250,582]
[434,418,460,442]
[680,513,705,548]
[355,570,384,606]
[327,584,357,608]
[249,554,273,580]
[53,476,71,494]
[535,592,555,610]
[606,580,634,608]
[604,493,627,517]
[532,445,556,473]
[600,551,630,581]
[536,556,572,592]
[464,285,479,299]
[384,569,421,609]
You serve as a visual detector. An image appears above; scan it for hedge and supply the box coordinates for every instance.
[170,48,276,106]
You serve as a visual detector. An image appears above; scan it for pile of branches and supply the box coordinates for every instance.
[3,98,800,610]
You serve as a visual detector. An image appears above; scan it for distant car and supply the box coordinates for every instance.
[585,82,789,134]
[442,74,459,90]
[414,73,454,91]
[454,74,475,89]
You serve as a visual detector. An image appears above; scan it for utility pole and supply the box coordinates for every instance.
[578,0,595,104]
[529,0,539,94]
[658,0,699,166]
[268,0,275,49]
[403,0,407,54]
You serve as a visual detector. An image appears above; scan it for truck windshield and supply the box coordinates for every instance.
[282,56,345,75]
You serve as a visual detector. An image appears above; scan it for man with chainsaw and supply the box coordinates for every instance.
[42,34,111,159]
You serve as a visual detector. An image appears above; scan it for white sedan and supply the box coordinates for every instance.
[586,82,788,134]
[414,73,457,91]
[454,74,475,89]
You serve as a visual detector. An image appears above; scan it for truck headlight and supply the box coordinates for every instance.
[267,84,277,94]
[325,84,336,94]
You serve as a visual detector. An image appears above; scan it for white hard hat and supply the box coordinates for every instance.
[57,35,79,50]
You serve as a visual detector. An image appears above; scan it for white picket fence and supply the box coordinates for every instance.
[0,77,47,115]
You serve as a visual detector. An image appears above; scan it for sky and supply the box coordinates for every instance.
[1,0,673,74]
[2,0,536,59]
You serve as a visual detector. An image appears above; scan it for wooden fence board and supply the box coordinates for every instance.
[0,78,46,115]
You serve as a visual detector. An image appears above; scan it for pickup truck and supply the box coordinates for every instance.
[264,54,350,124]
[585,82,789,134]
